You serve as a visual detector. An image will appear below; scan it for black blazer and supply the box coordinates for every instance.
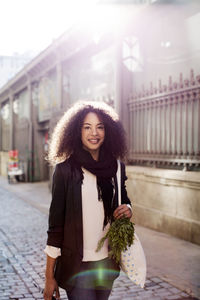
[46,159,131,291]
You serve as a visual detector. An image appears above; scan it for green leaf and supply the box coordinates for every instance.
[96,217,135,264]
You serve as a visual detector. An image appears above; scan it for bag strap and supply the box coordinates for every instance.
[117,160,121,206]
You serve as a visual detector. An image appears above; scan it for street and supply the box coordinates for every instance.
[0,185,199,300]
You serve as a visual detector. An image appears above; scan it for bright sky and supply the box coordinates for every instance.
[0,0,100,56]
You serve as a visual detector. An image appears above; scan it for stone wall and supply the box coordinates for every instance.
[126,166,200,245]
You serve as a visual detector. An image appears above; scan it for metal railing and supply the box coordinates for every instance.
[127,70,200,169]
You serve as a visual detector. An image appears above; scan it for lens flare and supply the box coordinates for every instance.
[69,267,119,289]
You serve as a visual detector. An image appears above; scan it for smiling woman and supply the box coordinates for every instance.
[44,100,132,300]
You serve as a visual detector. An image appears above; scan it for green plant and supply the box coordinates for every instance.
[96,217,135,263]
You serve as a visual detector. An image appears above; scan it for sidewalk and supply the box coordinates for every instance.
[0,175,199,299]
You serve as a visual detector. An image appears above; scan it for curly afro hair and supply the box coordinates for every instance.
[47,101,127,165]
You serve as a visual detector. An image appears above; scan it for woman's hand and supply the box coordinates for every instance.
[113,204,132,219]
[43,277,60,300]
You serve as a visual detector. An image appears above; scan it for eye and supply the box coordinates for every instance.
[97,125,104,130]
[83,125,91,130]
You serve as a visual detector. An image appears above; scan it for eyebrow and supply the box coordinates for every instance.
[83,122,104,125]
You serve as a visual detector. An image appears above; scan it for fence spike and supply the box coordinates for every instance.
[150,82,153,95]
[190,69,195,85]
[159,79,162,93]
[184,78,189,87]
[173,82,178,90]
[168,75,173,91]
[163,85,167,92]
[179,73,183,88]
[142,85,145,97]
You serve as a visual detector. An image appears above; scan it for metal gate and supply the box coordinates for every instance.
[127,70,200,169]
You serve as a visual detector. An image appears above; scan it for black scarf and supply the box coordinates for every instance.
[70,147,117,227]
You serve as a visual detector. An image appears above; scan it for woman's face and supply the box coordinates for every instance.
[81,112,105,160]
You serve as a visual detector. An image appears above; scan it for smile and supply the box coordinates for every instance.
[88,139,100,144]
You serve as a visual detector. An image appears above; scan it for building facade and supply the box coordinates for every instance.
[0,53,33,88]
[0,1,200,244]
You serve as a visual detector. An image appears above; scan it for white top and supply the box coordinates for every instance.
[44,167,109,261]
[81,168,109,261]
[44,245,61,259]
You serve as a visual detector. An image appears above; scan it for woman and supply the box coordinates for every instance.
[44,101,132,300]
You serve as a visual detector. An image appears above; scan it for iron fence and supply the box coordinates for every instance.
[127,70,200,170]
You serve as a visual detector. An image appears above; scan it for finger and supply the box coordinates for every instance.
[114,210,126,219]
[43,290,53,300]
[113,208,118,218]
[113,210,121,219]
[56,286,60,299]
[122,206,131,215]
[119,206,129,214]
[113,205,125,216]
[116,205,128,214]
[117,204,126,210]
[113,206,127,218]
[119,208,131,219]
[43,295,51,300]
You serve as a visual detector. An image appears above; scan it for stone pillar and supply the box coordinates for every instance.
[27,76,33,181]
[115,40,123,117]
[115,38,130,152]
[56,61,63,110]
[0,100,2,151]
[9,91,14,150]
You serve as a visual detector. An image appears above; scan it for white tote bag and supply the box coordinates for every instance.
[117,160,147,288]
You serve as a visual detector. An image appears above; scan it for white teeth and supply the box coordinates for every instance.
[89,139,99,143]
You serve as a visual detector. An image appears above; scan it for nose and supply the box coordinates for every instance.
[91,127,97,135]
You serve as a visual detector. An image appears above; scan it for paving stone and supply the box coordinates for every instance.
[151,277,163,283]
[166,295,184,299]
[10,294,24,298]
[160,282,174,288]
[181,292,191,297]
[32,292,44,298]
[0,187,194,300]
[154,291,173,297]
[145,281,158,287]
[170,287,184,294]
[19,298,35,300]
